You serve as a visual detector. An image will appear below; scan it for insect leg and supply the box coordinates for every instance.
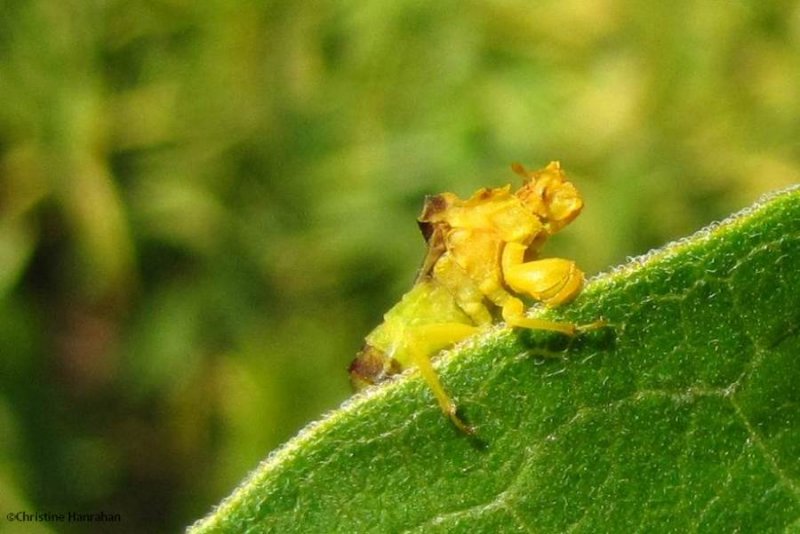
[501,298,577,334]
[405,323,479,434]
[501,243,606,332]
[501,242,585,306]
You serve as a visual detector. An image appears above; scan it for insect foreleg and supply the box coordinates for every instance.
[500,242,604,333]
[501,242,585,306]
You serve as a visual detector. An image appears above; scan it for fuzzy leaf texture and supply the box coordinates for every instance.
[191,186,800,533]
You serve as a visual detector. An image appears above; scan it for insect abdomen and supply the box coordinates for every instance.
[349,344,400,389]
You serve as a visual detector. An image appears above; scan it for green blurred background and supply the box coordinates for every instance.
[0,1,798,531]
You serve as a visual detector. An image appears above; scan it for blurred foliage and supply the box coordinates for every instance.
[0,0,798,531]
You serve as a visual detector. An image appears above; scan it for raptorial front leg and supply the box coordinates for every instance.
[501,242,605,332]
[501,242,584,306]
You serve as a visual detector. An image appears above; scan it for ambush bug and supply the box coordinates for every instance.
[349,162,601,434]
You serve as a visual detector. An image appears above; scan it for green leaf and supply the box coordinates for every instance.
[190,186,800,533]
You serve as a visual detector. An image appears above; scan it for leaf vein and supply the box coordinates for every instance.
[728,395,800,503]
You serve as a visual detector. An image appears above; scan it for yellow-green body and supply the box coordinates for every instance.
[349,162,601,433]
[364,281,472,370]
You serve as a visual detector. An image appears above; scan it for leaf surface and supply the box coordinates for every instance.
[191,186,800,533]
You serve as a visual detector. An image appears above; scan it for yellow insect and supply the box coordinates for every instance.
[349,162,600,433]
